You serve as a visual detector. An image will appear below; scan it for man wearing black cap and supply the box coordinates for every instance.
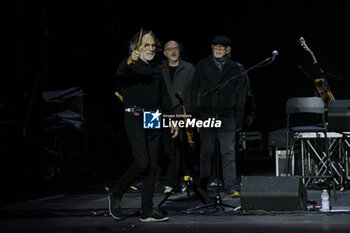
[191,35,248,198]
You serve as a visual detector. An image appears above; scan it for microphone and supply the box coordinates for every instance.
[257,50,279,68]
[271,50,278,62]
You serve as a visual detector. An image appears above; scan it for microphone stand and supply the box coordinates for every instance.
[206,55,275,95]
[188,53,276,212]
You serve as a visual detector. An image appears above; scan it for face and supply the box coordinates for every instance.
[212,44,231,59]
[140,34,156,62]
[163,41,180,63]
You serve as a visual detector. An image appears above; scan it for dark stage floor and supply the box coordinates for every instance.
[1,176,350,233]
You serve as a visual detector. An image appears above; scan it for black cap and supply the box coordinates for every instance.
[212,35,231,46]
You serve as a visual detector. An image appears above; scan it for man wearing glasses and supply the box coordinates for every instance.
[191,35,248,199]
[160,40,195,194]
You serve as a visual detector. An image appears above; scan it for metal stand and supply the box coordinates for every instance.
[157,175,210,209]
[187,52,277,212]
[157,130,210,209]
[187,90,235,212]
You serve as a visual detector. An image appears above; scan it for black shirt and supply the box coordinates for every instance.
[117,58,174,113]
[168,66,178,83]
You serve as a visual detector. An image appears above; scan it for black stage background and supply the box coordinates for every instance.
[1,1,349,203]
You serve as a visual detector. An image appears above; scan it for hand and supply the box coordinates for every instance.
[246,116,254,127]
[127,50,140,65]
[171,125,179,139]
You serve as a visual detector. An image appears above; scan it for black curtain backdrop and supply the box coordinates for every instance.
[1,0,349,200]
[3,1,349,129]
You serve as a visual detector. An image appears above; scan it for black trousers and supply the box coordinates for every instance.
[113,113,161,214]
[199,114,237,193]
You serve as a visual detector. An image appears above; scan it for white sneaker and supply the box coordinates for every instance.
[164,186,173,194]
[181,183,187,192]
[140,209,169,222]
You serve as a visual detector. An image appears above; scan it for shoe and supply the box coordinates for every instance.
[140,209,169,222]
[164,186,173,194]
[108,193,122,220]
[221,191,240,200]
[209,179,222,187]
[232,191,240,198]
[181,182,187,192]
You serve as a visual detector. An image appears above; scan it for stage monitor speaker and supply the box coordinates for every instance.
[328,100,350,132]
[240,176,307,211]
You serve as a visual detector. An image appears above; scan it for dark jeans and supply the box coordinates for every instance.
[199,114,237,193]
[113,113,161,213]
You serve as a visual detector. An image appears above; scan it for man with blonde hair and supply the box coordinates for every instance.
[109,30,177,222]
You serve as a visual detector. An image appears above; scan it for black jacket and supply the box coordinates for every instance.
[191,55,247,129]
[117,58,174,113]
[161,60,195,114]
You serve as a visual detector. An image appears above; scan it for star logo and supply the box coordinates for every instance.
[150,110,161,123]
[143,110,162,129]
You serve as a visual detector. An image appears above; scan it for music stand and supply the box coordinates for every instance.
[42,87,85,129]
[41,87,86,183]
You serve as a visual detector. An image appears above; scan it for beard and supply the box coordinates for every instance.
[168,54,179,63]
[213,51,225,59]
[140,51,155,62]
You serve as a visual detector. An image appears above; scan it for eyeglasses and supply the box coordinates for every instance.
[212,45,227,50]
[165,47,179,52]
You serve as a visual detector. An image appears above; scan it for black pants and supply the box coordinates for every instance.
[199,114,237,193]
[113,113,161,214]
